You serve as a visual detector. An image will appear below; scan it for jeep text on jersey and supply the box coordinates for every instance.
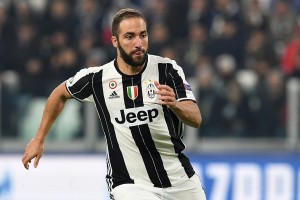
[114,106,159,127]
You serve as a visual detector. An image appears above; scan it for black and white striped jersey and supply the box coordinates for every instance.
[66,54,197,191]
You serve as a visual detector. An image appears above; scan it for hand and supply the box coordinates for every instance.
[154,81,177,109]
[22,138,44,170]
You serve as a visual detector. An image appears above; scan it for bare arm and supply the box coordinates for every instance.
[22,82,73,169]
[154,81,202,128]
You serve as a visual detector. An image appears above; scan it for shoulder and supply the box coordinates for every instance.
[148,54,174,64]
[78,60,114,75]
[148,54,182,70]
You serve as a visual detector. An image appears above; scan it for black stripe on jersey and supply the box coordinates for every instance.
[158,63,195,178]
[166,64,187,100]
[67,74,93,102]
[131,124,172,187]
[92,71,134,189]
[122,75,171,188]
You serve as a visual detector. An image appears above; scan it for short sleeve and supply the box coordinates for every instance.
[66,68,95,103]
[167,60,196,102]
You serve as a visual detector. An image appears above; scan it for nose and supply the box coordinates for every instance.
[134,37,142,48]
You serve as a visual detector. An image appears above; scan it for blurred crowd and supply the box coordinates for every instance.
[0,0,300,138]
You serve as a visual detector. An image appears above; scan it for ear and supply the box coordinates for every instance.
[111,36,118,48]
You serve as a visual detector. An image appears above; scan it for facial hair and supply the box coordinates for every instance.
[118,41,148,67]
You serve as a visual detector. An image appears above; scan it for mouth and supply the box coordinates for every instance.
[132,50,144,56]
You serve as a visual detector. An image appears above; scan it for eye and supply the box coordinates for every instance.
[125,35,133,40]
[141,33,147,38]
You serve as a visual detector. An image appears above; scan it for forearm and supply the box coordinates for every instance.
[154,81,202,128]
[169,101,202,128]
[35,82,72,142]
[22,82,73,170]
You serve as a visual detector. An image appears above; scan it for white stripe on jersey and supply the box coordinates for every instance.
[169,73,179,99]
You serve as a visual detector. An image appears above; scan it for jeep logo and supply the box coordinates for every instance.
[114,106,159,127]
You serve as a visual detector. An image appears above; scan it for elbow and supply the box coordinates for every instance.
[196,115,203,128]
[192,104,202,128]
[191,115,202,128]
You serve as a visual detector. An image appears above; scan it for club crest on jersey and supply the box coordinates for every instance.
[127,86,138,100]
[109,80,117,89]
[146,83,156,99]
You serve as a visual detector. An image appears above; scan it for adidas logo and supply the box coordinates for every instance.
[109,91,120,99]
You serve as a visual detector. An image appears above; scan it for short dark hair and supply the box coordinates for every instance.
[112,8,146,38]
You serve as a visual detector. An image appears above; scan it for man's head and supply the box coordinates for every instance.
[112,8,147,39]
[111,8,148,68]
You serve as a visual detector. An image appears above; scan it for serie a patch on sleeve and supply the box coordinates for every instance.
[184,83,192,91]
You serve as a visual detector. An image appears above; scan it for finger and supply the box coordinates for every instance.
[22,153,27,162]
[154,83,162,91]
[156,84,172,91]
[23,159,30,170]
[34,154,42,168]
[159,98,176,105]
[22,154,29,169]
[23,163,29,170]
[155,86,174,96]
[158,95,175,103]
[158,100,176,106]
[22,159,28,169]
[156,90,175,97]
[158,94,177,105]
[23,156,34,170]
[154,81,160,87]
[159,95,175,101]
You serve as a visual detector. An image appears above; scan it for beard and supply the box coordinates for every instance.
[118,41,148,67]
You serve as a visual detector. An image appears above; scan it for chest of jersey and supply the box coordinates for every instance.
[99,69,162,127]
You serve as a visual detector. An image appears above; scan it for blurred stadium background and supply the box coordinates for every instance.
[0,0,300,199]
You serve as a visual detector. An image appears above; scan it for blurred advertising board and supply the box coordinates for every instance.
[0,153,299,200]
[0,155,109,200]
[190,153,300,200]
